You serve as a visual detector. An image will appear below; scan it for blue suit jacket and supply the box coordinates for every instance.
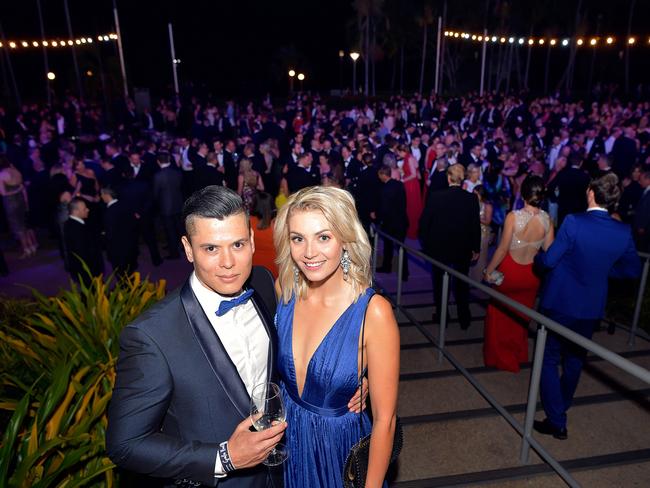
[537,210,641,319]
[106,268,278,487]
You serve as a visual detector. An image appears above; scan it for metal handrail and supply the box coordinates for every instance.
[629,251,650,345]
[370,225,650,488]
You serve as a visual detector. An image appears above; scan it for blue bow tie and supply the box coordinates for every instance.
[216,289,254,317]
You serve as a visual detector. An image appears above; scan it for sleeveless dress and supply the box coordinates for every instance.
[2,182,27,238]
[276,288,388,488]
[483,210,550,373]
[402,155,423,239]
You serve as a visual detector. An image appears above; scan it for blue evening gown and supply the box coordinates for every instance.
[276,288,388,488]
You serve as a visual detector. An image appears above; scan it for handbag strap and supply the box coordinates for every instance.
[357,295,372,436]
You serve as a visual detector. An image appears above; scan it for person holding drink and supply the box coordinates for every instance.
[106,185,365,487]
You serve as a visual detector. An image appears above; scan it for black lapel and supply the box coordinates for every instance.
[179,280,250,418]
[250,292,278,384]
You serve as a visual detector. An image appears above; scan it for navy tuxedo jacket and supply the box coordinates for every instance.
[106,267,279,487]
[536,211,641,320]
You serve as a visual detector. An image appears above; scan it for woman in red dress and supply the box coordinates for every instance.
[483,176,554,372]
[397,144,423,239]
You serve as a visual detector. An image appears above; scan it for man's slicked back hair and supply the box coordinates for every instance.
[182,185,248,236]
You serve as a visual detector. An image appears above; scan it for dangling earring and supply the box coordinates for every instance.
[293,266,300,285]
[341,249,351,281]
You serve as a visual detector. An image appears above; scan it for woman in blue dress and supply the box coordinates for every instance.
[273,186,400,488]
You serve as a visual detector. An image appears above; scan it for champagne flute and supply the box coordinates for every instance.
[250,382,288,466]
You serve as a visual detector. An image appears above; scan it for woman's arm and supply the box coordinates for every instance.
[237,174,244,195]
[364,295,400,488]
[402,156,417,183]
[485,212,515,277]
[256,173,265,191]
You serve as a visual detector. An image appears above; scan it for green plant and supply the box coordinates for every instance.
[0,272,166,488]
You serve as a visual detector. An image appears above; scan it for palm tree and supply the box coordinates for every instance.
[416,3,434,94]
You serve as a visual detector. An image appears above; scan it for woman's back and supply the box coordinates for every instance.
[509,209,550,265]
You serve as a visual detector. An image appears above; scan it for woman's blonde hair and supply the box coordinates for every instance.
[273,186,372,303]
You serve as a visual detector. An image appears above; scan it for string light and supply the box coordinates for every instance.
[0,33,116,50]
[443,27,650,49]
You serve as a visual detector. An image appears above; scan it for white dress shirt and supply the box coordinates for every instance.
[190,272,269,477]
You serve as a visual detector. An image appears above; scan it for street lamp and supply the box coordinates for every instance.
[288,69,296,93]
[338,50,344,92]
[297,73,305,91]
[47,71,56,80]
[350,51,360,94]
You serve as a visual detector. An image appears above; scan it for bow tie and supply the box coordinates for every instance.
[216,289,254,317]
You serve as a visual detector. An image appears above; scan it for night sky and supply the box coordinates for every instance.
[1,0,650,103]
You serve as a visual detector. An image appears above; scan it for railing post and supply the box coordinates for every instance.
[371,226,379,280]
[520,324,548,464]
[629,257,649,346]
[438,272,450,362]
[396,246,404,307]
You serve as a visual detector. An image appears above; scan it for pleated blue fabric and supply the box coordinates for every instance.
[276,288,387,487]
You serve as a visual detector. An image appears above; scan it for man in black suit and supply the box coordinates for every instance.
[63,198,104,284]
[547,154,590,226]
[119,166,163,266]
[376,165,409,280]
[101,187,138,276]
[105,142,130,174]
[223,140,239,190]
[107,186,364,487]
[286,152,320,194]
[129,151,156,183]
[419,164,480,330]
[194,152,226,191]
[353,153,381,237]
[153,153,184,259]
[611,127,638,179]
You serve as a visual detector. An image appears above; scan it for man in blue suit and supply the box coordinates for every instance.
[534,174,641,439]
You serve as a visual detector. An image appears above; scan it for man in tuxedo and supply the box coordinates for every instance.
[129,151,156,183]
[195,152,226,191]
[353,153,381,237]
[633,171,650,251]
[286,152,319,194]
[153,153,184,259]
[105,142,130,174]
[63,198,103,284]
[376,165,409,280]
[107,186,364,487]
[547,154,590,227]
[610,127,638,179]
[223,140,239,190]
[101,187,138,276]
[419,164,480,330]
[534,174,641,439]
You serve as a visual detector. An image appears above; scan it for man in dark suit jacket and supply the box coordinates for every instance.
[107,186,362,487]
[547,155,590,227]
[534,174,641,439]
[376,165,409,280]
[419,164,481,330]
[353,153,381,237]
[63,198,103,284]
[285,152,320,194]
[101,187,138,275]
[153,153,185,259]
[610,127,638,179]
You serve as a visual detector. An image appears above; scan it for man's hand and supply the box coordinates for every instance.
[471,251,480,262]
[347,377,369,413]
[227,417,287,470]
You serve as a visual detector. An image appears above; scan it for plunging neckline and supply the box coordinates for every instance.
[289,296,357,400]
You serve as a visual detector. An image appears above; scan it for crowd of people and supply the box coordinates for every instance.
[1,88,649,482]
[1,91,650,283]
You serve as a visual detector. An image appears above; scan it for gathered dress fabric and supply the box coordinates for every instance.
[483,210,550,373]
[402,155,423,239]
[276,288,387,488]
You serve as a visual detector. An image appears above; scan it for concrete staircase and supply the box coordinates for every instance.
[375,254,650,487]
